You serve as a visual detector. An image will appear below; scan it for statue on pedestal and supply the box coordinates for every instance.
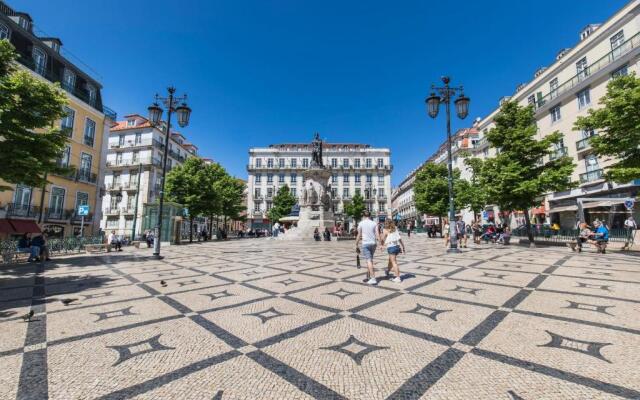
[311,132,323,167]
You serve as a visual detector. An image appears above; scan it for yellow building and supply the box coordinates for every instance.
[0,2,115,238]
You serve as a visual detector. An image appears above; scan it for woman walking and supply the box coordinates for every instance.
[442,218,450,248]
[381,220,405,283]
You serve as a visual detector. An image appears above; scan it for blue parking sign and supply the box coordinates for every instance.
[78,205,90,216]
[624,200,634,210]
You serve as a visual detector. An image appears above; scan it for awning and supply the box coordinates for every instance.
[8,219,42,234]
[279,216,299,222]
[548,205,578,213]
[531,206,546,215]
[582,200,620,209]
[0,219,17,234]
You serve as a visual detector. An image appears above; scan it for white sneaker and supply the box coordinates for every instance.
[367,278,377,285]
[392,277,402,283]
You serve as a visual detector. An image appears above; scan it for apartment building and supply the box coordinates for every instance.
[0,1,116,238]
[100,114,198,238]
[391,128,480,225]
[247,141,392,230]
[471,0,640,229]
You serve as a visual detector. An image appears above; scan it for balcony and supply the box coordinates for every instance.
[549,146,568,161]
[253,196,264,202]
[168,150,186,162]
[106,157,162,169]
[44,208,73,221]
[103,106,118,121]
[473,136,489,149]
[121,208,135,215]
[6,203,40,219]
[535,32,640,111]
[579,169,604,184]
[104,208,120,216]
[16,56,105,113]
[576,137,593,153]
[76,170,98,184]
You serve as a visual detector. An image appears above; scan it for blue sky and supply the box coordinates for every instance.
[19,0,629,184]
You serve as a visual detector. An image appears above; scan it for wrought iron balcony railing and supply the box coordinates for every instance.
[579,169,604,184]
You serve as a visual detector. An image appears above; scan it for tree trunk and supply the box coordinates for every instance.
[189,216,194,243]
[523,209,535,248]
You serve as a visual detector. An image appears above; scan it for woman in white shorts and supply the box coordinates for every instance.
[381,220,405,283]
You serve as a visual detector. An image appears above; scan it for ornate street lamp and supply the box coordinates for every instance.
[425,76,470,253]
[147,87,191,259]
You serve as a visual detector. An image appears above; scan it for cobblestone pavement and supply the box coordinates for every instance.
[2,236,640,399]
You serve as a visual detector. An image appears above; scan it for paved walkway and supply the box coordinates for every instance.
[1,237,639,399]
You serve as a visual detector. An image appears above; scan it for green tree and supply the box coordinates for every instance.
[165,157,219,242]
[268,185,296,224]
[574,73,640,182]
[0,40,70,190]
[480,101,575,245]
[218,175,246,232]
[344,192,366,224]
[456,157,489,220]
[414,162,462,222]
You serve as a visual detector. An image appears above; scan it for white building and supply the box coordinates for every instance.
[100,114,199,238]
[472,0,640,229]
[246,141,392,230]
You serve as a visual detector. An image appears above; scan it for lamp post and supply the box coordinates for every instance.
[425,76,470,253]
[147,87,192,259]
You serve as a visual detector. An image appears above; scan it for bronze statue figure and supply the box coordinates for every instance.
[311,132,323,167]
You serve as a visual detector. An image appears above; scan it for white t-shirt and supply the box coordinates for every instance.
[358,218,378,245]
[384,230,401,248]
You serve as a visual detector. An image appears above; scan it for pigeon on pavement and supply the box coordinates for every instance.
[160,280,167,287]
[22,310,34,322]
[61,298,78,306]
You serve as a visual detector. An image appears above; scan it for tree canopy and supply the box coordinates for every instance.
[344,192,366,223]
[413,162,462,218]
[574,73,640,182]
[479,101,575,243]
[455,157,489,218]
[0,40,70,190]
[268,185,297,223]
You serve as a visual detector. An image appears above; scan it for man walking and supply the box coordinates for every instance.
[355,210,382,285]
[624,215,637,250]
[455,216,467,249]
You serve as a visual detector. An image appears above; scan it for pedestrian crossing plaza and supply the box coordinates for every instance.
[1,236,640,399]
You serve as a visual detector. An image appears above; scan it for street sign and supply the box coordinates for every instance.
[624,199,635,210]
[77,205,90,216]
[482,211,488,220]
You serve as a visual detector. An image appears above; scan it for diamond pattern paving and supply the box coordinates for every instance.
[1,236,639,399]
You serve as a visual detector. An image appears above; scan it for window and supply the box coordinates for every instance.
[585,154,600,172]
[132,151,139,163]
[355,188,361,196]
[127,119,135,127]
[267,188,273,198]
[0,23,10,40]
[302,158,309,168]
[343,188,349,198]
[366,174,372,183]
[577,88,591,110]
[378,188,385,198]
[612,65,628,78]
[377,158,384,167]
[118,135,125,146]
[255,158,262,167]
[61,107,75,135]
[378,175,384,184]
[49,187,66,216]
[527,95,536,108]
[332,174,337,183]
[86,84,97,105]
[58,146,71,167]
[267,158,274,168]
[343,173,349,183]
[331,188,337,198]
[355,174,361,183]
[32,47,46,76]
[75,192,89,212]
[290,173,297,184]
[331,158,337,167]
[365,158,372,168]
[266,202,272,211]
[580,129,596,139]
[354,158,361,168]
[550,105,561,123]
[279,174,285,183]
[84,118,96,146]
[135,132,142,144]
[14,185,32,207]
[267,174,273,183]
[291,158,297,168]
[549,78,559,99]
[62,68,76,91]
[610,30,625,58]
[291,188,297,197]
[79,153,92,181]
[576,57,589,81]
[254,188,261,198]
[278,158,285,168]
[342,158,349,167]
[18,17,30,30]
[255,174,262,183]
[254,203,261,212]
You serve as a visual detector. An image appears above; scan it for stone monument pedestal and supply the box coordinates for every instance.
[281,166,335,241]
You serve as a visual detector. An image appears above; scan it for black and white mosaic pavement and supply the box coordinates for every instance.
[2,236,640,399]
